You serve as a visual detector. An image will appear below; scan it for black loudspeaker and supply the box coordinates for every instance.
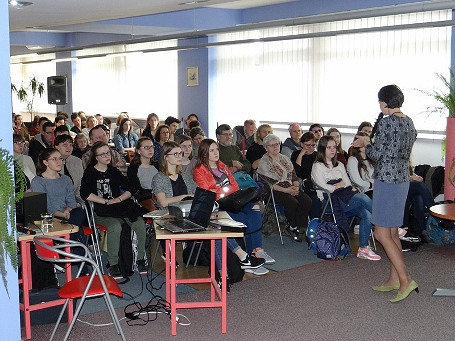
[47,76,67,104]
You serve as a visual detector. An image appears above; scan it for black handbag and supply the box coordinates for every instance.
[217,186,259,213]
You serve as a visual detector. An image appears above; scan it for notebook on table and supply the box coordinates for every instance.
[156,187,216,233]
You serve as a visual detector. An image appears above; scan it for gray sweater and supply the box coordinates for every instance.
[31,175,77,215]
[152,171,197,198]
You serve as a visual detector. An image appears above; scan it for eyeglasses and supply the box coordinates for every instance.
[220,133,233,137]
[267,143,280,148]
[304,143,316,147]
[96,151,111,158]
[14,141,25,145]
[47,157,64,162]
[166,152,183,158]
[141,145,154,150]
[312,129,322,133]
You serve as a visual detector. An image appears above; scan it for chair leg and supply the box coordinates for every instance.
[193,242,204,266]
[186,242,197,268]
[370,229,377,250]
[50,298,71,341]
[151,239,161,269]
[270,191,284,245]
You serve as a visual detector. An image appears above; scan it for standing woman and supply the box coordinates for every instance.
[353,84,417,302]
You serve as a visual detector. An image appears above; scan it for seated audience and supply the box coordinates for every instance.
[327,127,348,167]
[154,124,170,167]
[189,126,205,159]
[72,133,90,159]
[29,115,40,137]
[246,123,273,170]
[127,137,158,202]
[31,148,86,247]
[347,132,375,198]
[309,123,324,143]
[142,113,159,141]
[164,116,181,141]
[233,119,256,151]
[281,123,303,158]
[175,134,197,175]
[82,124,127,175]
[311,135,380,261]
[80,141,147,277]
[194,139,272,276]
[290,131,322,219]
[258,134,312,242]
[175,113,199,136]
[70,112,82,134]
[13,114,30,142]
[216,124,251,174]
[29,121,54,164]
[114,117,139,155]
[82,115,98,137]
[13,134,35,183]
[54,134,83,198]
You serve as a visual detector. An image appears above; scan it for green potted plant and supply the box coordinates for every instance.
[0,142,25,295]
[421,69,455,200]
[11,76,45,121]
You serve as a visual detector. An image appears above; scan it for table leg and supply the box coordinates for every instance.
[221,237,227,333]
[210,239,215,301]
[63,235,74,324]
[20,240,32,339]
[170,239,177,336]
[432,288,455,296]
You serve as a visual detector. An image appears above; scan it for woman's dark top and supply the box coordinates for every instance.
[246,142,266,166]
[171,174,188,196]
[290,150,316,180]
[141,128,155,142]
[72,146,89,159]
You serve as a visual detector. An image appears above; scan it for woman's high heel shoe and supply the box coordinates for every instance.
[372,283,400,292]
[390,280,419,303]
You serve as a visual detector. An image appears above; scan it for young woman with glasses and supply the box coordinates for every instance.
[127,137,158,202]
[80,141,147,277]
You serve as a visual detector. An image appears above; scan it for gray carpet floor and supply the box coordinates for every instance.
[29,242,455,340]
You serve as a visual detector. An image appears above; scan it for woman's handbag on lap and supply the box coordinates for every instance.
[217,186,259,213]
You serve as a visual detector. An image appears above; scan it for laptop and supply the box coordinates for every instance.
[156,187,216,233]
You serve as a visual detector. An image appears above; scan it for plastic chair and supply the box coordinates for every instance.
[256,172,285,245]
[33,235,126,341]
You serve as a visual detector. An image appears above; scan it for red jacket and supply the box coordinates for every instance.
[193,161,240,200]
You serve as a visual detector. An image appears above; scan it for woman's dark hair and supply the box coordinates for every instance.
[88,141,110,167]
[118,117,132,135]
[36,148,59,175]
[315,135,338,168]
[188,120,200,130]
[326,127,345,154]
[54,134,73,146]
[131,136,155,166]
[309,123,324,134]
[175,134,193,160]
[145,113,159,131]
[190,127,205,139]
[378,84,404,109]
[154,124,169,143]
[196,139,224,181]
[357,121,373,132]
[31,115,41,128]
[160,141,182,175]
[300,131,316,143]
[351,132,376,176]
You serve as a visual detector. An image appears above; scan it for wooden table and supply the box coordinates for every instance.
[430,203,455,297]
[18,221,79,339]
[155,223,243,336]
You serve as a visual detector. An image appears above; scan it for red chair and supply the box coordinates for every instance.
[34,235,126,341]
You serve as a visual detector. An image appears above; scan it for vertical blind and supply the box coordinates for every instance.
[212,10,451,131]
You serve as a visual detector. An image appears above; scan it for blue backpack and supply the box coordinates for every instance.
[306,218,351,260]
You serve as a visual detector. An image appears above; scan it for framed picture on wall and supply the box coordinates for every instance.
[186,66,199,87]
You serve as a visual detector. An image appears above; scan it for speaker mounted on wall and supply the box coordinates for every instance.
[47,76,67,105]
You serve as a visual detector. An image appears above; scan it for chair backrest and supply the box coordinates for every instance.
[34,237,59,260]
[34,235,93,266]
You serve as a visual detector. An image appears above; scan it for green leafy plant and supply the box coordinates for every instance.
[419,69,455,117]
[0,143,25,296]
[11,76,45,119]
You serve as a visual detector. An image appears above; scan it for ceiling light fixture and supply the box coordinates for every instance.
[179,1,210,6]
[8,0,33,8]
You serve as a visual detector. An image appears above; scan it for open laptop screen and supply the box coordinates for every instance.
[188,187,216,227]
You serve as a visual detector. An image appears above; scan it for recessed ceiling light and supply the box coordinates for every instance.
[179,1,210,5]
[8,1,33,8]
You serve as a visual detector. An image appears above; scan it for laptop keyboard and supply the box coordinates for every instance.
[159,219,205,233]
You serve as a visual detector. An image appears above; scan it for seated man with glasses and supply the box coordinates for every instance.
[28,121,55,164]
[216,124,251,175]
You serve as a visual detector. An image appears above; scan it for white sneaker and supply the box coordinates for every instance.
[244,266,269,276]
[253,248,276,265]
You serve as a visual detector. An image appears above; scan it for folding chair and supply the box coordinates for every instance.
[34,235,126,341]
[77,198,104,271]
[256,173,285,245]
